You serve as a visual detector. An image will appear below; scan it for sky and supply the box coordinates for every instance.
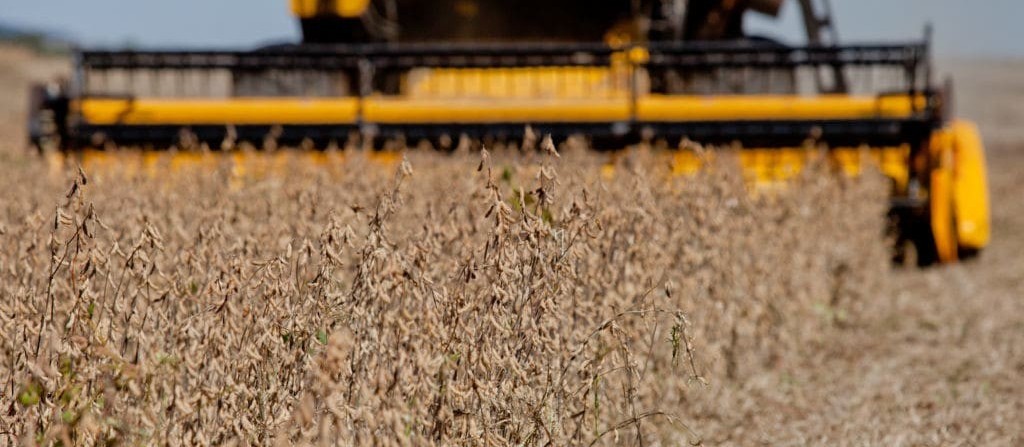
[1,0,1021,57]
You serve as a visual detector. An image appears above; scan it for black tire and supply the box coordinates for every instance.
[958,246,981,262]
[912,225,941,267]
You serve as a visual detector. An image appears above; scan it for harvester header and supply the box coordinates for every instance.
[60,40,931,147]
[26,0,990,265]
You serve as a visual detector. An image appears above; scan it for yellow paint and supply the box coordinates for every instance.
[78,98,360,125]
[290,0,316,17]
[628,47,650,65]
[670,146,908,187]
[600,164,616,180]
[926,120,992,258]
[363,98,631,124]
[637,95,926,122]
[78,94,925,127]
[291,0,370,18]
[337,0,372,17]
[405,67,631,100]
[950,120,991,250]
[929,128,959,263]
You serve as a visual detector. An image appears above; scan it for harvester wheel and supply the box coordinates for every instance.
[919,128,962,266]
[949,120,991,260]
[917,120,992,266]
[930,170,960,265]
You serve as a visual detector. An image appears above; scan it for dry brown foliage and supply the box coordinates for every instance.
[0,144,889,446]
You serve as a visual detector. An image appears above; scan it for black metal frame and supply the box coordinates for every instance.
[77,41,927,66]
[78,42,620,71]
[69,118,935,154]
[75,40,930,90]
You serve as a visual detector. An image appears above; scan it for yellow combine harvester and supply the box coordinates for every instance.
[27,0,990,265]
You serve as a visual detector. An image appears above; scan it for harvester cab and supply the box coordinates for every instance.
[27,0,990,265]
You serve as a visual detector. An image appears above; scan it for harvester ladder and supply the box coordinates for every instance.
[797,0,848,94]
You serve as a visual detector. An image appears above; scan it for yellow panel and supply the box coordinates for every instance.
[291,0,370,18]
[669,146,909,189]
[78,94,925,126]
[929,128,959,263]
[636,95,926,122]
[363,98,631,124]
[405,67,631,100]
[950,120,991,250]
[78,98,360,125]
[878,145,911,192]
[337,0,371,17]
[290,0,318,17]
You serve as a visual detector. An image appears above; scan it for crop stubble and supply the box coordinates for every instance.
[21,45,1023,446]
[0,134,892,445]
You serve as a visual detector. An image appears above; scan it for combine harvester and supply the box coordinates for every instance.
[27,0,989,265]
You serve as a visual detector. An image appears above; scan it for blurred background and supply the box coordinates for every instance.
[1,0,1021,57]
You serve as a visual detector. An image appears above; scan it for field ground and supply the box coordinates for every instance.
[683,60,1024,445]
[1,45,1022,445]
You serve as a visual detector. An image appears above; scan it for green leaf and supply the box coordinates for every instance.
[18,381,42,407]
[541,208,554,224]
[58,355,74,377]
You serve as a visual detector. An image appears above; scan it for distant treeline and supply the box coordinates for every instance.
[0,22,73,54]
